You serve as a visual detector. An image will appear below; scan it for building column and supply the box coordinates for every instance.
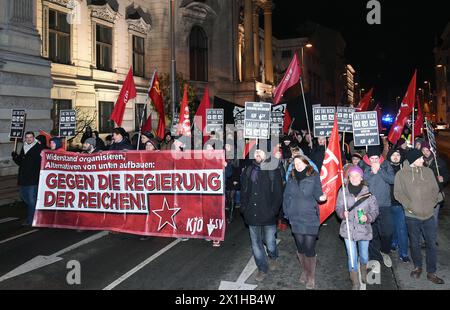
[243,0,255,81]
[263,0,273,85]
[253,2,260,81]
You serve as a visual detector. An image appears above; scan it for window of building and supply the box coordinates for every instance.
[48,9,71,64]
[96,24,113,71]
[132,35,145,78]
[281,50,292,59]
[51,99,72,135]
[189,26,208,82]
[135,103,148,132]
[99,101,115,133]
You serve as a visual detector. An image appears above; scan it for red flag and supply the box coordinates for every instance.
[283,109,293,134]
[273,53,302,104]
[141,111,152,133]
[148,71,166,139]
[375,103,383,132]
[110,67,137,126]
[388,70,417,144]
[194,87,211,143]
[243,140,257,159]
[356,88,374,112]
[414,95,424,139]
[177,85,191,136]
[319,116,343,224]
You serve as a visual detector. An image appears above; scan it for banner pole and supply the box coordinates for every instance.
[340,171,356,274]
[412,101,415,145]
[342,132,346,152]
[299,77,312,149]
[13,138,18,153]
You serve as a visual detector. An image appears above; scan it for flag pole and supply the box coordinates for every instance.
[342,132,346,152]
[340,170,356,274]
[13,138,18,153]
[412,100,415,146]
[299,76,312,148]
[137,69,157,150]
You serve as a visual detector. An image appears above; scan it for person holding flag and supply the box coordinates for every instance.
[283,155,326,289]
[336,166,379,290]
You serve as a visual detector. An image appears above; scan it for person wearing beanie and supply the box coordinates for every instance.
[310,137,327,171]
[387,148,410,263]
[82,137,99,154]
[138,132,155,150]
[362,144,395,268]
[421,141,449,239]
[351,153,363,167]
[50,137,63,151]
[145,139,159,151]
[336,165,379,289]
[110,127,134,151]
[394,149,444,284]
[160,131,174,151]
[414,138,425,151]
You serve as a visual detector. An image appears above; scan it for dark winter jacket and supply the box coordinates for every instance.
[394,160,440,220]
[362,155,395,207]
[109,139,134,151]
[240,161,284,226]
[282,172,324,235]
[310,145,325,172]
[12,142,43,186]
[387,149,403,205]
[336,186,379,241]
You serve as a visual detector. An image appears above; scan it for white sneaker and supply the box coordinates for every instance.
[179,238,189,242]
[381,252,392,268]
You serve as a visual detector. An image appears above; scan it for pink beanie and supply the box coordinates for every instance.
[347,166,364,178]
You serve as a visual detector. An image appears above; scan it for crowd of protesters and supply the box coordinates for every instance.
[11,122,448,289]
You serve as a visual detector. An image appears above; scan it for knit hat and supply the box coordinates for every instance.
[85,137,96,148]
[50,137,62,150]
[347,166,364,178]
[406,149,423,165]
[142,132,154,140]
[421,140,431,151]
[367,145,382,158]
[397,138,407,147]
[146,139,159,150]
[351,153,363,160]
[113,127,127,138]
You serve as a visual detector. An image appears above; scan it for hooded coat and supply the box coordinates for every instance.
[362,155,395,208]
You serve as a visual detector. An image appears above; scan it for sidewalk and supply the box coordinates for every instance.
[0,175,20,207]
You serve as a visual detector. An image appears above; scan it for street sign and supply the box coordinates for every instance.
[244,102,271,140]
[270,104,287,136]
[59,110,77,137]
[9,109,26,139]
[313,107,336,137]
[352,111,380,147]
[337,107,355,132]
[206,109,224,133]
[233,106,245,129]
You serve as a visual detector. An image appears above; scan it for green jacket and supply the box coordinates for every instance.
[394,160,440,220]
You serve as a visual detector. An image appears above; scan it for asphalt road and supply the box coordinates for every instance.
[0,133,449,291]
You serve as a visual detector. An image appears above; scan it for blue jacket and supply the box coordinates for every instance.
[363,156,395,208]
[285,160,319,182]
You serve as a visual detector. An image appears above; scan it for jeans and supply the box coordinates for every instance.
[235,191,241,205]
[406,217,438,274]
[369,206,393,261]
[19,185,38,225]
[249,225,278,273]
[344,239,370,272]
[391,205,409,258]
[434,204,441,232]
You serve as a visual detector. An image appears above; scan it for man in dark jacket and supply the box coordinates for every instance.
[387,148,410,262]
[12,132,43,225]
[421,141,449,234]
[310,137,327,171]
[109,128,134,151]
[241,149,283,282]
[363,145,395,267]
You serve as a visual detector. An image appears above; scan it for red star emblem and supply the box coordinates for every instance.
[152,197,181,231]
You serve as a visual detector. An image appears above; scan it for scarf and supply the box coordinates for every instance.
[23,140,37,155]
[348,183,364,197]
[294,169,308,184]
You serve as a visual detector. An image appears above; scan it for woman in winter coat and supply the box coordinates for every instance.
[283,156,326,290]
[336,166,379,290]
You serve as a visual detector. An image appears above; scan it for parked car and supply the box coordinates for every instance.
[435,122,449,131]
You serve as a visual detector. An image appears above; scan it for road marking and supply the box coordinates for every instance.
[0,217,19,224]
[0,229,39,245]
[103,239,181,290]
[0,231,109,283]
[219,239,281,290]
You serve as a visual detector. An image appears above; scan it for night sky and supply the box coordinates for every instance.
[272,0,449,112]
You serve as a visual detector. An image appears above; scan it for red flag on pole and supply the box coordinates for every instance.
[148,71,166,139]
[177,85,191,137]
[273,53,302,104]
[414,96,424,139]
[319,116,343,224]
[283,109,293,134]
[141,112,152,133]
[194,87,211,143]
[243,140,257,159]
[110,67,137,126]
[388,70,417,145]
[356,88,374,112]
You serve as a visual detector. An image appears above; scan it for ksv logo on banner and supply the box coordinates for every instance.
[352,111,380,147]
[59,110,77,137]
[9,109,26,139]
[313,107,336,137]
[244,102,272,140]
